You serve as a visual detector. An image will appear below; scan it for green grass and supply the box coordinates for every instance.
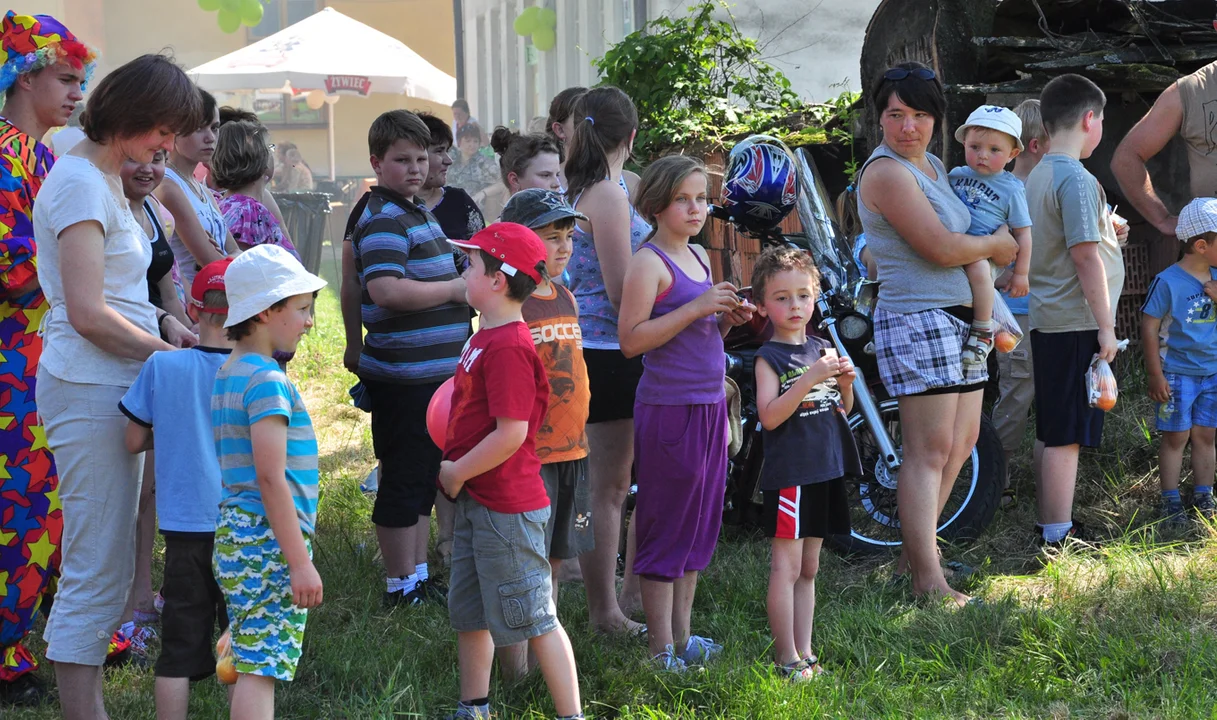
[11,247,1217,718]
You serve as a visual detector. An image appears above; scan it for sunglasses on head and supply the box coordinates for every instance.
[884,67,937,81]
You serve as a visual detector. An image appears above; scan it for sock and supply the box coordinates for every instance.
[556,714,585,720]
[1194,486,1212,496]
[973,318,996,333]
[386,574,418,593]
[1162,488,1182,504]
[119,621,135,638]
[1041,521,1073,543]
[416,562,429,582]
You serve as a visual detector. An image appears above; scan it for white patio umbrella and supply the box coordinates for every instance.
[189,7,456,180]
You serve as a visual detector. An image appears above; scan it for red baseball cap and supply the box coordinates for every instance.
[449,222,547,284]
[191,257,234,313]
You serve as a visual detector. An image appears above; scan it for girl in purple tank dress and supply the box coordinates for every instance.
[618,156,756,671]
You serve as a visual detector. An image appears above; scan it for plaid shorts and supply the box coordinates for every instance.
[874,306,987,397]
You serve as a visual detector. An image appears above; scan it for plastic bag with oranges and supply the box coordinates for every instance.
[992,292,1023,354]
[216,629,238,685]
[1085,339,1129,411]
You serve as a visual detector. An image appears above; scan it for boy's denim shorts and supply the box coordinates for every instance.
[1156,372,1217,433]
[448,493,558,645]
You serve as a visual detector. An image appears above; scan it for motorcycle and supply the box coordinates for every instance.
[719,145,1005,554]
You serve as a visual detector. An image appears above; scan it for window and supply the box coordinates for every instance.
[216,91,326,129]
[248,0,319,39]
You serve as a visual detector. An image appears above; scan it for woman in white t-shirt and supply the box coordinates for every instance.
[32,53,201,716]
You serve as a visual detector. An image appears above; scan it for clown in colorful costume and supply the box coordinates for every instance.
[0,11,95,696]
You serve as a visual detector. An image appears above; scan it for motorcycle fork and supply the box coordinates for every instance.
[817,296,901,473]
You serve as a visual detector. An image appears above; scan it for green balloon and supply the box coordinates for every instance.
[197,0,221,12]
[532,25,556,52]
[217,7,242,33]
[512,12,534,36]
[240,0,264,27]
[537,8,557,28]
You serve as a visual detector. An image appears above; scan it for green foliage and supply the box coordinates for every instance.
[593,1,803,159]
[813,82,862,181]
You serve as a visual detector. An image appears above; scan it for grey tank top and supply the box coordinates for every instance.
[857,145,974,313]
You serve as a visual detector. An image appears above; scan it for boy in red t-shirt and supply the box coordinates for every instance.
[497,188,592,680]
[438,223,583,720]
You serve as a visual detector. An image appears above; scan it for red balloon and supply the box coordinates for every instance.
[427,377,455,450]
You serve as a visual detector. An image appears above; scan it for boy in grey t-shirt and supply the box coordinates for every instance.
[1024,74,1126,547]
[949,105,1034,367]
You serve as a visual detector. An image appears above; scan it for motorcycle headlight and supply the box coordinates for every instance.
[838,312,872,343]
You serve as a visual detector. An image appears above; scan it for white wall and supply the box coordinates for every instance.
[648,0,879,102]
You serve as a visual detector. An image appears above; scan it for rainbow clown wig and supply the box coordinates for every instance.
[0,11,97,96]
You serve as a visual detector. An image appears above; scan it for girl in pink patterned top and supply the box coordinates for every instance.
[212,121,300,261]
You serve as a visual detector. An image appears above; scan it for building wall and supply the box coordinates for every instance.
[14,0,456,178]
[459,0,879,133]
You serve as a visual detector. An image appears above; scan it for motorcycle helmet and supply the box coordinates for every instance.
[721,135,799,234]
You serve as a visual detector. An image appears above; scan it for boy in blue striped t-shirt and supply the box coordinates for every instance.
[211,245,327,719]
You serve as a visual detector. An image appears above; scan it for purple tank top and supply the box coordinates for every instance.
[636,243,726,406]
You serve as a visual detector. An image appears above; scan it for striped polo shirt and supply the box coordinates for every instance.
[213,353,319,534]
[351,186,470,384]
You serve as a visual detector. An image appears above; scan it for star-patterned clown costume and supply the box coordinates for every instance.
[0,117,60,684]
[0,11,97,685]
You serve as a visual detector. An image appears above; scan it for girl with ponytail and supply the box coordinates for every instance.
[563,85,650,635]
[474,127,563,220]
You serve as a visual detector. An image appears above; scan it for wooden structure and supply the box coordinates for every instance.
[855,0,1217,343]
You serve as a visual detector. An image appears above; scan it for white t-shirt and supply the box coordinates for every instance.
[34,154,157,386]
[49,126,85,156]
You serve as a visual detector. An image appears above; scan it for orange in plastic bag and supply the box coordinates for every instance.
[995,331,1019,354]
[216,629,238,685]
[1086,357,1119,411]
[993,293,1023,352]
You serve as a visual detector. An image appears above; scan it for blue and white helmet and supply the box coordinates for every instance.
[721,135,799,233]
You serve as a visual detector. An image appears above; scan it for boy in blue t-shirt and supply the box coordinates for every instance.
[211,244,327,719]
[950,104,1034,367]
[1142,197,1217,521]
[120,258,234,719]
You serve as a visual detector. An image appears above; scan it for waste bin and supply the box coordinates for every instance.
[273,192,332,275]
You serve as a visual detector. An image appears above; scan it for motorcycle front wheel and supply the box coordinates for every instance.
[828,399,1005,554]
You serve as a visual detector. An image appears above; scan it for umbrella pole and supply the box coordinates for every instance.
[327,101,336,182]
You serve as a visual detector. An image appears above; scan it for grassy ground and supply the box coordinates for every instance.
[11,246,1217,718]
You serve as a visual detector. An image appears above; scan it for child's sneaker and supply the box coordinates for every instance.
[1035,520,1092,548]
[961,326,995,368]
[1160,500,1187,526]
[652,644,687,673]
[444,701,492,719]
[1194,491,1216,518]
[680,635,722,666]
[383,585,425,608]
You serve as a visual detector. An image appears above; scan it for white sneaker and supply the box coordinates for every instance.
[681,635,722,665]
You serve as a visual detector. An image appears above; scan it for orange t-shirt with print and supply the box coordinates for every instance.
[522,283,590,463]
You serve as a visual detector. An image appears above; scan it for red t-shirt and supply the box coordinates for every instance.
[442,321,549,513]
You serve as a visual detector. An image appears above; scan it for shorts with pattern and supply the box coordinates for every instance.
[1156,372,1217,432]
[874,306,987,397]
[213,506,311,682]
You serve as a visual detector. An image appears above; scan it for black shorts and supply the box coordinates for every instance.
[155,533,229,681]
[585,349,644,424]
[1030,329,1105,448]
[367,379,443,527]
[762,479,851,540]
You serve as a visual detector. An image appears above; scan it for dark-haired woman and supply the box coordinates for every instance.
[564,86,651,635]
[415,113,485,241]
[856,62,1018,606]
[156,88,237,291]
[33,52,202,716]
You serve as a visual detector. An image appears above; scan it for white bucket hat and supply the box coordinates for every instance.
[223,244,327,328]
[954,105,1024,151]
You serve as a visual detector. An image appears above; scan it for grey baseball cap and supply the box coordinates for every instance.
[501,188,587,229]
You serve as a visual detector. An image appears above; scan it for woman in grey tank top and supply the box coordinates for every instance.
[856,62,1017,607]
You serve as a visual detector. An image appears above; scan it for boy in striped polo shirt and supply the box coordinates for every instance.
[351,110,471,606]
[211,245,327,718]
